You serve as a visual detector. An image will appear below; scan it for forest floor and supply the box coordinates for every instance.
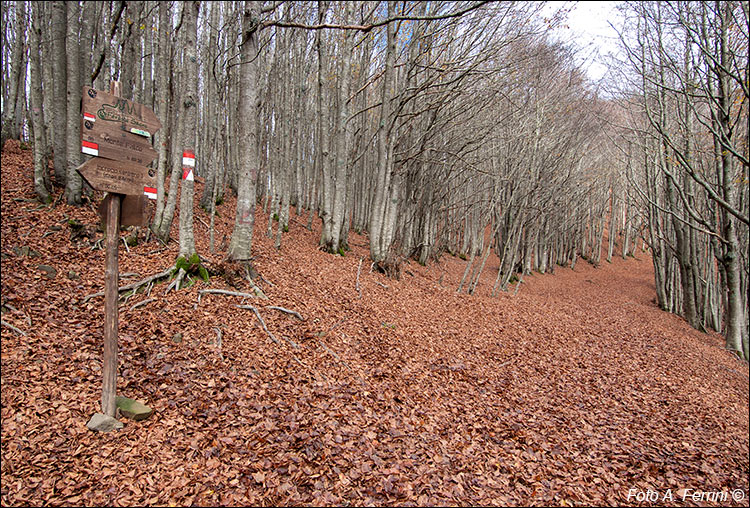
[1,140,748,507]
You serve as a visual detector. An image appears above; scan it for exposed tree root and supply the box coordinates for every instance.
[213,326,224,361]
[1,319,26,336]
[219,259,268,299]
[267,306,304,320]
[355,257,363,298]
[165,268,187,293]
[236,304,323,381]
[83,267,174,303]
[128,298,154,312]
[374,254,403,280]
[197,289,257,304]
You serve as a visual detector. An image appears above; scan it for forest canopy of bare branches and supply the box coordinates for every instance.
[1,0,747,359]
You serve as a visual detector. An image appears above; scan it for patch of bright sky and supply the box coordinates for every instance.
[542,1,625,83]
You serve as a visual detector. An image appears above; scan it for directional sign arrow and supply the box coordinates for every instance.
[76,158,157,196]
[81,118,158,166]
[82,86,161,134]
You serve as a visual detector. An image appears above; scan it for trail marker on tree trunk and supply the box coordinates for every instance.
[80,81,160,430]
[182,150,195,181]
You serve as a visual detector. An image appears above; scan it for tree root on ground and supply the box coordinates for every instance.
[165,267,187,293]
[267,306,304,320]
[197,289,257,304]
[237,304,325,382]
[83,267,174,303]
[1,319,27,336]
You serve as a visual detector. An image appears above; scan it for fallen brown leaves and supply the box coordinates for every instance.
[1,140,748,506]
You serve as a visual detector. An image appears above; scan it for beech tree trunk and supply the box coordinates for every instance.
[0,1,25,148]
[177,1,200,258]
[28,1,50,203]
[326,1,354,254]
[64,1,82,204]
[369,3,396,263]
[151,0,171,239]
[228,3,260,261]
[50,1,67,187]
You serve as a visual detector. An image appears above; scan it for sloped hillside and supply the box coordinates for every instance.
[2,141,748,506]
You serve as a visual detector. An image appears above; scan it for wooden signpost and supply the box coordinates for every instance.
[97,194,150,228]
[77,157,157,196]
[81,86,161,134]
[80,123,158,166]
[79,82,160,422]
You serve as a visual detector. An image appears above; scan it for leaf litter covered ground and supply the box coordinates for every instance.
[1,141,748,506]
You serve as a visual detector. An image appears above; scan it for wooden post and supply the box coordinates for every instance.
[102,81,122,417]
[102,193,121,416]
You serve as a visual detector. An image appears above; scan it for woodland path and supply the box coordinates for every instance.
[1,140,748,506]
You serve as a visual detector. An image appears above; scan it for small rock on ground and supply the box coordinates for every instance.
[86,413,123,432]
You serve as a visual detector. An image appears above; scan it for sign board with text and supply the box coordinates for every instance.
[81,86,161,135]
[77,157,156,196]
[81,117,158,166]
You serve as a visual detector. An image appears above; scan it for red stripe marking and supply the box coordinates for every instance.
[144,186,157,193]
[82,140,98,149]
[83,112,96,120]
[183,150,195,159]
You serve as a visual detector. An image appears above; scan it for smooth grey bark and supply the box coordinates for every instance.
[1,1,25,147]
[151,0,171,239]
[228,3,260,261]
[29,1,50,203]
[177,1,200,258]
[40,2,55,159]
[79,0,95,88]
[369,3,396,263]
[275,20,292,250]
[50,1,67,187]
[317,2,333,248]
[64,1,82,204]
[326,1,354,254]
[199,1,220,211]
[715,2,746,358]
[154,1,186,244]
[119,1,142,100]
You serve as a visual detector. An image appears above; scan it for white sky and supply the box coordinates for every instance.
[543,1,625,82]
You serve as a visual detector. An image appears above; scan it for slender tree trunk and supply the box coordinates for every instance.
[79,0,95,88]
[369,3,396,262]
[317,3,333,248]
[1,1,25,148]
[154,2,185,243]
[199,2,220,211]
[64,1,82,204]
[715,3,745,358]
[29,1,50,203]
[177,1,200,258]
[40,3,55,160]
[152,0,171,238]
[50,1,67,187]
[326,2,354,254]
[228,4,260,261]
[119,1,142,100]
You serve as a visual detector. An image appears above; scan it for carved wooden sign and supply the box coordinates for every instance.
[81,86,161,134]
[81,118,158,166]
[78,86,161,204]
[77,157,157,196]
